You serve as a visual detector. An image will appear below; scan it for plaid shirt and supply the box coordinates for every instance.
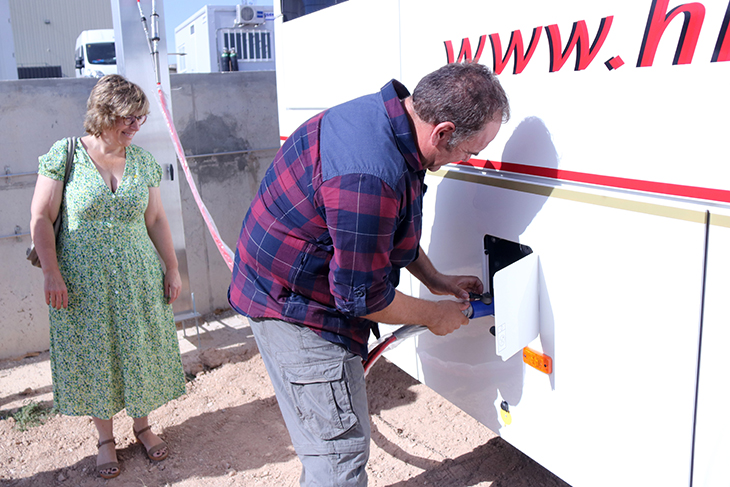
[229,80,425,359]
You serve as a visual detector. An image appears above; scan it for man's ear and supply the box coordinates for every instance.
[429,122,456,149]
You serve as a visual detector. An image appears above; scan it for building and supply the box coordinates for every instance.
[7,0,112,78]
[0,0,17,79]
[174,4,274,74]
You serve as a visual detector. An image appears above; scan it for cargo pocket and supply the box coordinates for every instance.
[281,359,358,441]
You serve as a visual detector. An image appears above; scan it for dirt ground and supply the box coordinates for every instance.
[0,311,570,487]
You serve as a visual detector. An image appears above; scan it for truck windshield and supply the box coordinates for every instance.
[86,43,116,65]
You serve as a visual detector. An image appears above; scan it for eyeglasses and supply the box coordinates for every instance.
[121,115,147,126]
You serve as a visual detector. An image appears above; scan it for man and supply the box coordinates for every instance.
[229,62,510,486]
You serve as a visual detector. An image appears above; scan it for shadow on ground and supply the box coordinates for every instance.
[1,312,571,487]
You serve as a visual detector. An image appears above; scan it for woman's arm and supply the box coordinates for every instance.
[29,175,68,309]
[144,187,182,304]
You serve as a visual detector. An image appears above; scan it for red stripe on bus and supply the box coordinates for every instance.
[277,136,730,204]
[457,158,730,204]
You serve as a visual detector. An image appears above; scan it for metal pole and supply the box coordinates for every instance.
[150,0,161,85]
[135,0,154,61]
[192,292,201,348]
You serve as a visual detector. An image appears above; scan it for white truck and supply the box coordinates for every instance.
[74,29,117,78]
[272,1,730,486]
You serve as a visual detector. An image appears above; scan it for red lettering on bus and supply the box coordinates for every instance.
[711,1,730,62]
[444,2,728,72]
[637,0,705,67]
[490,27,542,74]
[545,17,614,72]
[444,35,488,63]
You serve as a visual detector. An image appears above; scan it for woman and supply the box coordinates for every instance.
[29,75,186,479]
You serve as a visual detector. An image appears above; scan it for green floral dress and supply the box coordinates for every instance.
[39,138,185,420]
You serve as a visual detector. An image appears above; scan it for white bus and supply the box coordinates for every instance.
[272,1,730,486]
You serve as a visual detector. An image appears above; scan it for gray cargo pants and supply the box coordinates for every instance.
[250,318,370,487]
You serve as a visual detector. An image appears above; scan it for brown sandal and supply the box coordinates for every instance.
[133,425,169,462]
[97,438,120,479]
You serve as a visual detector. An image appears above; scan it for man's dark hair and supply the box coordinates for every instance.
[412,62,510,149]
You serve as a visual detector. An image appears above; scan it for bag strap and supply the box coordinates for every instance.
[51,137,76,235]
[63,137,76,185]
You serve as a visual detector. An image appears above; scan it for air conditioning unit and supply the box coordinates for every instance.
[235,5,265,26]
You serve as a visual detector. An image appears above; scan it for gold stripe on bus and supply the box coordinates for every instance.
[710,213,730,228]
[434,169,728,227]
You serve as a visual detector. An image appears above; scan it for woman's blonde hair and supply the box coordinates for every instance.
[83,74,150,137]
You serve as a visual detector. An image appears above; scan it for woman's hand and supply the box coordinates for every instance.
[164,267,182,304]
[145,187,181,304]
[44,269,68,309]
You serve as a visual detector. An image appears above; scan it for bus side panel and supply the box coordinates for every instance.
[273,1,730,485]
[387,173,706,487]
[273,0,402,136]
[693,212,730,486]
[397,0,730,190]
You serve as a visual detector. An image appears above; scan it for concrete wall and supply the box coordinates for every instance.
[171,71,278,316]
[0,71,278,360]
[0,77,97,361]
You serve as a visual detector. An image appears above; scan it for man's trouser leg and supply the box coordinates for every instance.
[250,319,370,487]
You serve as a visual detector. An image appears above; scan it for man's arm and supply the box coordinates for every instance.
[318,172,480,335]
[364,246,484,335]
[407,245,483,300]
[363,289,469,336]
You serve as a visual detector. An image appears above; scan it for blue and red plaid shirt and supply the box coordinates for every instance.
[228,80,425,359]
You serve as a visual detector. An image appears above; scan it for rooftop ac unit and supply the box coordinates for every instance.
[235,5,265,26]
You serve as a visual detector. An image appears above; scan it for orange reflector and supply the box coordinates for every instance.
[523,347,553,374]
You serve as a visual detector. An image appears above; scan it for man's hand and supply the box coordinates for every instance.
[426,300,471,335]
[423,272,483,301]
[406,246,484,300]
[364,291,470,336]
[365,245,483,336]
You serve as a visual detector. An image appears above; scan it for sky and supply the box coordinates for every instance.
[162,0,273,61]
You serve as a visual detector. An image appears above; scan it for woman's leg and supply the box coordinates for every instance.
[132,416,168,460]
[92,417,119,477]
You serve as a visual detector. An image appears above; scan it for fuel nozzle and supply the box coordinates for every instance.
[463,292,494,319]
